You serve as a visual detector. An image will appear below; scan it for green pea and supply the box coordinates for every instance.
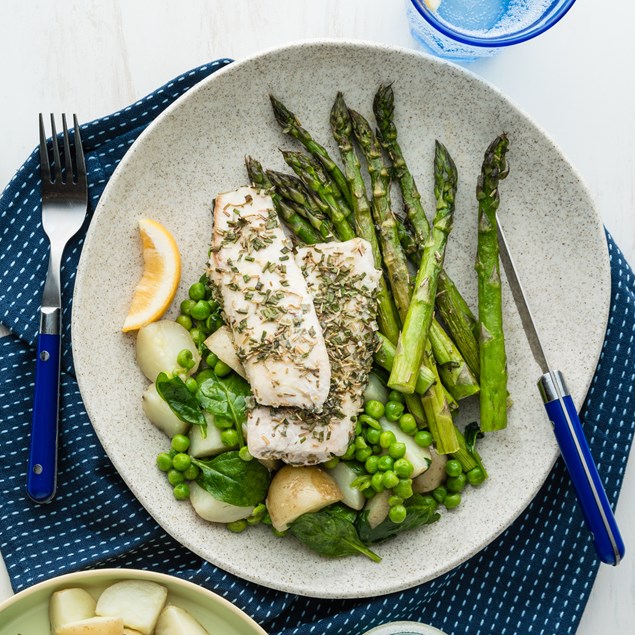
[393,458,414,478]
[446,473,467,493]
[206,352,219,367]
[171,434,190,453]
[379,430,396,449]
[385,401,405,421]
[214,360,232,377]
[239,446,253,462]
[173,483,190,500]
[359,414,381,429]
[355,447,373,463]
[398,414,418,435]
[394,478,413,500]
[213,416,233,430]
[342,444,356,460]
[414,430,433,448]
[382,470,399,489]
[183,464,200,481]
[432,485,448,503]
[372,444,382,455]
[388,495,404,507]
[189,282,207,301]
[389,504,407,524]
[177,348,195,370]
[323,457,339,469]
[191,300,212,321]
[226,519,248,533]
[355,420,363,436]
[206,314,223,333]
[444,492,462,509]
[221,429,239,447]
[172,453,192,472]
[467,467,486,486]
[176,314,193,331]
[196,369,216,385]
[388,442,406,459]
[365,427,381,445]
[180,299,197,316]
[189,328,205,345]
[364,400,385,419]
[167,469,185,486]
[168,449,177,459]
[377,455,394,472]
[388,390,405,404]
[370,472,385,493]
[445,459,463,478]
[355,436,368,450]
[185,377,198,394]
[156,452,173,472]
[365,455,380,474]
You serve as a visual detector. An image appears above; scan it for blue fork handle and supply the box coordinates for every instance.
[540,371,625,565]
[27,332,61,503]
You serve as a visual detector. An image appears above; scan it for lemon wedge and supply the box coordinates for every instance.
[122,218,181,332]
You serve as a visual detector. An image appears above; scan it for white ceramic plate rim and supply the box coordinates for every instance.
[72,39,611,598]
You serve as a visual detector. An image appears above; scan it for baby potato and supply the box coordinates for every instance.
[136,320,200,382]
[95,580,167,635]
[155,605,209,635]
[55,616,124,635]
[189,481,254,523]
[142,383,189,438]
[203,326,246,378]
[267,466,342,532]
[49,587,97,633]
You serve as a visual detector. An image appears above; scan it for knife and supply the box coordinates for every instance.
[496,217,625,565]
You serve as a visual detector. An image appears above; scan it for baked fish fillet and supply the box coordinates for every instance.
[248,238,381,464]
[209,187,330,410]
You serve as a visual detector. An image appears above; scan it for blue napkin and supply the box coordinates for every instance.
[1,59,633,635]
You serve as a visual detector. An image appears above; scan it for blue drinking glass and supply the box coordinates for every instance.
[406,0,577,62]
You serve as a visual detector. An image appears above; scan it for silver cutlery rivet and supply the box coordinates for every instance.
[33,464,43,475]
[40,351,50,362]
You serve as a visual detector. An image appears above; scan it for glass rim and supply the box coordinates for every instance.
[408,0,577,48]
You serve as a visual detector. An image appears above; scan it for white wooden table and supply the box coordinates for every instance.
[0,1,633,633]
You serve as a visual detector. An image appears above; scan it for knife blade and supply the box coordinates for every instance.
[496,217,624,565]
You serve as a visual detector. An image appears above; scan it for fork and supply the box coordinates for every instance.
[27,114,88,504]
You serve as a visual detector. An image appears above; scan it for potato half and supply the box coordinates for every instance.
[95,580,167,635]
[49,587,97,633]
[155,605,209,635]
[266,466,342,532]
[55,616,124,635]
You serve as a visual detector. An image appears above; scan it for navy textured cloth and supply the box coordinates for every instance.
[1,60,634,635]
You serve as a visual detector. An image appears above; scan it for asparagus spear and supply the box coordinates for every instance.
[330,92,401,344]
[374,333,435,394]
[429,320,479,401]
[374,84,481,380]
[349,109,412,319]
[281,150,356,241]
[388,141,457,394]
[270,94,353,208]
[476,134,510,432]
[265,169,335,240]
[245,156,323,245]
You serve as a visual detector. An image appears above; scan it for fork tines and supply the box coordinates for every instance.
[38,113,86,188]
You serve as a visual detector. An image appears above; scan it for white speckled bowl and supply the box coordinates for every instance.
[72,41,610,598]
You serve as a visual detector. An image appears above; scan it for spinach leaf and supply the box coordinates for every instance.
[290,510,381,563]
[155,372,206,429]
[325,502,359,525]
[192,451,270,507]
[196,374,251,433]
[357,494,440,544]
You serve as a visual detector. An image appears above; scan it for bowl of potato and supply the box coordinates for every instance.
[0,568,267,635]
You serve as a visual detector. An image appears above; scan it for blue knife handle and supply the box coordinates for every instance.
[27,332,61,503]
[539,371,625,565]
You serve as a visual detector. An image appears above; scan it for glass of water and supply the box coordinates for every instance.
[406,0,577,62]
